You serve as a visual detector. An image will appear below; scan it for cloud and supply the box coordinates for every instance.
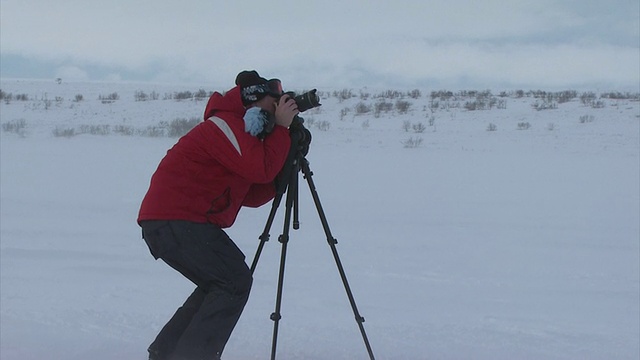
[54,66,89,81]
[1,0,638,89]
[345,39,639,89]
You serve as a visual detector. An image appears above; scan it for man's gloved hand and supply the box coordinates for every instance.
[274,94,299,128]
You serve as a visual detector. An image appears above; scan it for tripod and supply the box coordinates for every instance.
[250,121,375,360]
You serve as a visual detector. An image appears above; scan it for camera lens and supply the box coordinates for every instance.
[294,89,321,113]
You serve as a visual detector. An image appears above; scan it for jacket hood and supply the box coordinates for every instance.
[204,86,245,120]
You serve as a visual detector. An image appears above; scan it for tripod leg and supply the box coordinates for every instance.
[300,159,376,360]
[251,146,298,273]
[250,191,285,273]
[269,172,298,360]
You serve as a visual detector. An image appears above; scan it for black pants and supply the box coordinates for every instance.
[141,220,253,360]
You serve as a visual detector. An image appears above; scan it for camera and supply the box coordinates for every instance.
[284,89,321,113]
[259,89,320,140]
[282,90,317,152]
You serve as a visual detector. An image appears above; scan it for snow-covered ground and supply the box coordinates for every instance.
[1,79,639,359]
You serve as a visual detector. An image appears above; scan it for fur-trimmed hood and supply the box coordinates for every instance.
[203,86,245,120]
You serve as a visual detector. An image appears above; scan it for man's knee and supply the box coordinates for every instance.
[233,266,253,299]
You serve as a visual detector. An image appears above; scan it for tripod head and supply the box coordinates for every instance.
[275,116,312,195]
[289,116,312,157]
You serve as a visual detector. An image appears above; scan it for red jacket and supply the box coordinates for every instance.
[138,86,291,227]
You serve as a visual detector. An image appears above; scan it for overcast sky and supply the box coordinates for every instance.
[1,0,638,90]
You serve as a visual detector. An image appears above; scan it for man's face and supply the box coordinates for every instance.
[254,95,279,114]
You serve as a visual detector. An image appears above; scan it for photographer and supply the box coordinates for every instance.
[138,70,298,360]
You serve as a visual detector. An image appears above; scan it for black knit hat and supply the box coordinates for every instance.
[235,70,282,106]
[236,70,269,105]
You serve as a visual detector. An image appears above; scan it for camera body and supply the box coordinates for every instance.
[282,90,317,153]
[259,89,321,140]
